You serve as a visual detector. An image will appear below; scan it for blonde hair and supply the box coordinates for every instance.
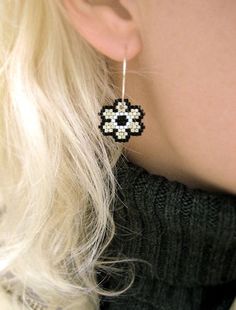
[0,1,137,308]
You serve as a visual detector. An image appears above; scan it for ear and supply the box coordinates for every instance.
[62,0,142,61]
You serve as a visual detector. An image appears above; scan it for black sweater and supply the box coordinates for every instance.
[99,155,236,310]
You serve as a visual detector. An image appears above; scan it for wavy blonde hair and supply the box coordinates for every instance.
[0,1,137,309]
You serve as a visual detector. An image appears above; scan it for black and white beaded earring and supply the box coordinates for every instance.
[98,54,145,143]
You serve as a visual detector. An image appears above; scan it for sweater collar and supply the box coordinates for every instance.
[113,155,236,286]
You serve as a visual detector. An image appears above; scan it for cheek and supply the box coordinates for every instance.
[147,0,236,193]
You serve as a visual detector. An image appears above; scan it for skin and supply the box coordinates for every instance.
[63,0,236,195]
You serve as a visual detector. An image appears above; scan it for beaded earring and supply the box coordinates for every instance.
[98,53,145,143]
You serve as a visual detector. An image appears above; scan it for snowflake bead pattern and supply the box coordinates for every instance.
[98,98,145,143]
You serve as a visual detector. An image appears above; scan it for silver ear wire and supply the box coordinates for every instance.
[121,55,127,107]
[121,46,127,108]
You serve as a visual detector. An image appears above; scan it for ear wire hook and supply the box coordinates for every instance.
[121,46,127,108]
[121,56,126,105]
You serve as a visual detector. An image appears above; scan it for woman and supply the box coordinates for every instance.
[0,0,235,309]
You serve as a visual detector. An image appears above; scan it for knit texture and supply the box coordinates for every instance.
[99,155,236,310]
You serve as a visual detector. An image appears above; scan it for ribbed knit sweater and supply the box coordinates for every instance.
[99,155,236,310]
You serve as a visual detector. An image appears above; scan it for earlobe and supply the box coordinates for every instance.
[63,0,142,61]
